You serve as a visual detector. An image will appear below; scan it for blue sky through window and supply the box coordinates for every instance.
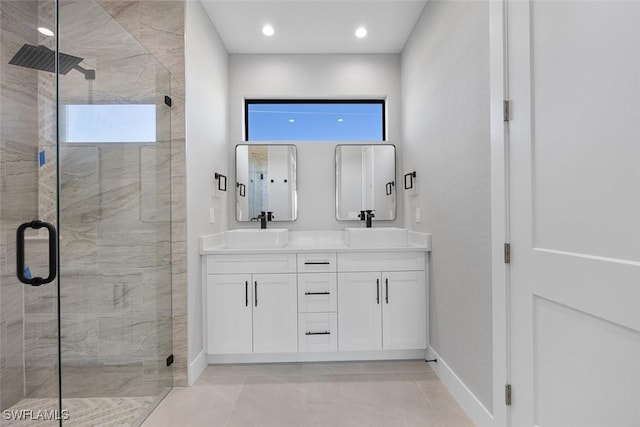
[246,101,384,141]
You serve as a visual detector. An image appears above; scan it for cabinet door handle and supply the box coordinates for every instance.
[304,261,330,265]
[304,291,330,295]
[305,331,330,335]
[245,281,248,306]
[385,278,389,304]
[376,278,380,304]
[254,281,258,307]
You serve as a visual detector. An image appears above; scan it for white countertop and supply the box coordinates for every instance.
[200,230,431,255]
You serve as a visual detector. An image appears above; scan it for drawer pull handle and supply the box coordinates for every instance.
[304,261,330,265]
[305,331,331,335]
[385,278,389,304]
[304,291,330,295]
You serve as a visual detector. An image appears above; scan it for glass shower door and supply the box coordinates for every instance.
[0,0,172,425]
[1,0,62,424]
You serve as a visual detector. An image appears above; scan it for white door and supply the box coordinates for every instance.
[252,273,298,353]
[382,271,426,350]
[508,1,640,426]
[338,272,383,351]
[207,274,253,354]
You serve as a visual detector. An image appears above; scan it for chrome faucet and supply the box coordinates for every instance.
[255,211,274,229]
[359,210,375,228]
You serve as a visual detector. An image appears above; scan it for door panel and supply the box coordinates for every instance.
[207,274,252,354]
[508,1,640,425]
[337,272,382,351]
[534,298,640,427]
[252,273,297,353]
[382,271,426,350]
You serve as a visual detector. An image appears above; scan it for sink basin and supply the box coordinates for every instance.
[225,229,289,249]
[344,227,409,248]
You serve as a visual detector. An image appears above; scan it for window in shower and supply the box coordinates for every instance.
[245,99,385,141]
[64,104,157,143]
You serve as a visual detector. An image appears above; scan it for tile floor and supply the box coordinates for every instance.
[142,360,475,427]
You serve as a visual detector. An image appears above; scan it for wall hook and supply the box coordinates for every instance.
[214,173,227,191]
[236,182,246,197]
[404,171,417,190]
[386,181,395,196]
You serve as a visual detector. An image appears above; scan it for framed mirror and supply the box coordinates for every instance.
[336,144,396,221]
[236,144,297,221]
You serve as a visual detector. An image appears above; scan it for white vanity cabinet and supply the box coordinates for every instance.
[206,254,297,354]
[337,252,427,352]
[203,241,429,362]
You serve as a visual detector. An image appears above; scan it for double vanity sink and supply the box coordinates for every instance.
[202,227,430,363]
[223,227,410,249]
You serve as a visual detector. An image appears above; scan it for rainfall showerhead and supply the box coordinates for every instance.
[8,44,95,80]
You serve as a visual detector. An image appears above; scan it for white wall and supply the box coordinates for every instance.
[185,0,228,382]
[402,0,493,411]
[228,54,403,231]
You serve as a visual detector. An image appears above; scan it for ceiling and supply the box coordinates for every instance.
[200,1,428,54]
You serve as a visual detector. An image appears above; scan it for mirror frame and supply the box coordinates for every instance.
[335,143,397,221]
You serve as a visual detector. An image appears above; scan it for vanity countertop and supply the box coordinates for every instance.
[200,230,431,255]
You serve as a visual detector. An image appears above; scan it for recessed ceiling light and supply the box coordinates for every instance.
[38,27,54,37]
[355,27,367,39]
[262,25,275,37]
[288,119,295,123]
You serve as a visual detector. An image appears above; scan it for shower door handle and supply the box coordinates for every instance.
[16,220,57,286]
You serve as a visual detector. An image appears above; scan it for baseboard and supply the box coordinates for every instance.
[427,346,495,427]
[188,349,208,385]
[207,349,426,364]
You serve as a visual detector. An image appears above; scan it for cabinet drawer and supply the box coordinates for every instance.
[298,313,338,352]
[337,252,425,272]
[297,253,337,272]
[298,273,337,313]
[207,254,296,274]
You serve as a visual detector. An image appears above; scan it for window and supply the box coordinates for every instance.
[64,104,157,143]
[245,100,385,141]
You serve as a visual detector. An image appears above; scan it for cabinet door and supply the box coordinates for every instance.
[252,273,298,353]
[207,274,252,354]
[382,271,426,350]
[337,272,383,351]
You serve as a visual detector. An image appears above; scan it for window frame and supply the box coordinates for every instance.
[244,99,386,142]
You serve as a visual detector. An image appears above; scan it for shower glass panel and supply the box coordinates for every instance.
[0,0,172,425]
[1,0,61,420]
[57,0,173,423]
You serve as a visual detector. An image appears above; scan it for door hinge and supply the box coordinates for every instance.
[164,95,172,107]
[504,243,511,264]
[503,100,512,122]
[166,354,174,367]
[505,384,512,405]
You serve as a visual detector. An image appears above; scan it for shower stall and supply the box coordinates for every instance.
[0,0,173,425]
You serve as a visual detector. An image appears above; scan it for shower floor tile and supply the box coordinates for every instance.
[3,396,155,427]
